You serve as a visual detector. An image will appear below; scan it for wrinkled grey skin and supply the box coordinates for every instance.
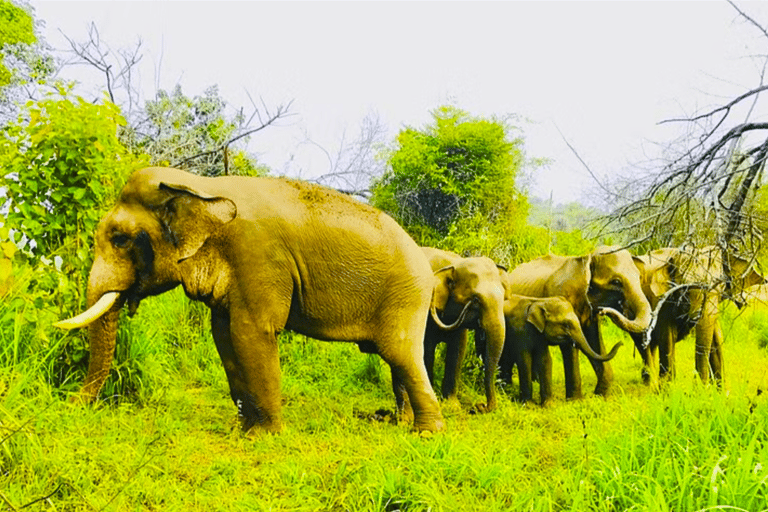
[422,247,507,412]
[631,246,766,389]
[500,295,622,405]
[63,167,445,433]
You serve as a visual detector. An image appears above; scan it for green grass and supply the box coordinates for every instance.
[2,288,768,511]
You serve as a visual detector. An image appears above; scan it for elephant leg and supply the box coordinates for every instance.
[709,319,724,384]
[390,368,413,423]
[631,332,656,387]
[441,329,467,401]
[227,306,285,433]
[694,293,719,383]
[535,347,553,406]
[210,307,249,415]
[517,350,534,403]
[658,321,677,381]
[376,331,444,432]
[498,335,515,384]
[422,324,440,387]
[560,343,583,400]
[583,319,613,396]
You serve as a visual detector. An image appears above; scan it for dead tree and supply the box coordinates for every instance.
[604,1,768,272]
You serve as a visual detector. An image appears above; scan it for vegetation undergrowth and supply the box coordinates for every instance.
[2,286,767,511]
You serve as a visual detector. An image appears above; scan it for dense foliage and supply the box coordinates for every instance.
[0,87,144,262]
[371,106,541,265]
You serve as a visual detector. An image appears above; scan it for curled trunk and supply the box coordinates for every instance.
[575,336,623,362]
[430,298,475,331]
[599,286,653,334]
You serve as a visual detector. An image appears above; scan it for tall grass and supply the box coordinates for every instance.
[2,279,768,511]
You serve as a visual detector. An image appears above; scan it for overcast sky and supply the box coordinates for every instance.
[32,1,768,205]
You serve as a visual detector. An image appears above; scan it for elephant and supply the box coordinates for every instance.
[631,246,766,388]
[422,247,507,412]
[500,294,623,406]
[55,167,445,433]
[494,246,652,399]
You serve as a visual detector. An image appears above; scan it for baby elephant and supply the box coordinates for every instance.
[501,295,623,406]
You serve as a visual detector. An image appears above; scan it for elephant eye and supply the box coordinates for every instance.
[111,233,131,248]
[610,278,623,288]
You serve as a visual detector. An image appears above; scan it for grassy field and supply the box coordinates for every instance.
[1,286,767,511]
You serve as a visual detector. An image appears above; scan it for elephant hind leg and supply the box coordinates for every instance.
[376,333,444,432]
[709,320,724,384]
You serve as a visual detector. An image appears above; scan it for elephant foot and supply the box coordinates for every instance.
[469,402,495,414]
[593,381,612,397]
[412,416,445,433]
[242,416,282,436]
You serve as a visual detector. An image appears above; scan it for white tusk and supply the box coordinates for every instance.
[53,291,120,330]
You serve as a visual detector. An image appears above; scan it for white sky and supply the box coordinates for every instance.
[32,1,768,204]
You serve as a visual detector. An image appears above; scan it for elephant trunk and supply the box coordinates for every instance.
[479,297,506,411]
[62,257,127,402]
[430,297,476,331]
[600,287,653,334]
[574,335,623,362]
[78,304,121,401]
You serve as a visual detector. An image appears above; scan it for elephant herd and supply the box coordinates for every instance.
[55,168,766,434]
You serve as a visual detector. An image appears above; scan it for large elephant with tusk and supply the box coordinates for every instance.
[55,166,445,434]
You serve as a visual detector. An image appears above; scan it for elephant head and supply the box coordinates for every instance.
[424,249,507,411]
[723,251,767,308]
[526,297,622,362]
[635,246,765,309]
[588,246,653,333]
[430,257,507,332]
[55,167,237,401]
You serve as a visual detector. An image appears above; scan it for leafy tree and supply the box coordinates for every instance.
[0,1,55,117]
[0,86,146,264]
[371,106,538,265]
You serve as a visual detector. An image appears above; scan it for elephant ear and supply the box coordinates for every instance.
[432,265,456,312]
[526,302,547,333]
[562,254,592,324]
[724,252,767,306]
[498,267,513,300]
[158,182,237,262]
[643,249,675,299]
[726,252,767,289]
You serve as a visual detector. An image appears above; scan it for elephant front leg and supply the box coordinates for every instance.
[583,319,613,396]
[560,344,583,400]
[516,349,534,404]
[422,325,440,387]
[211,308,249,418]
[633,330,660,391]
[441,329,468,401]
[658,320,677,382]
[709,319,724,384]
[694,293,719,384]
[534,348,553,406]
[227,307,284,433]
